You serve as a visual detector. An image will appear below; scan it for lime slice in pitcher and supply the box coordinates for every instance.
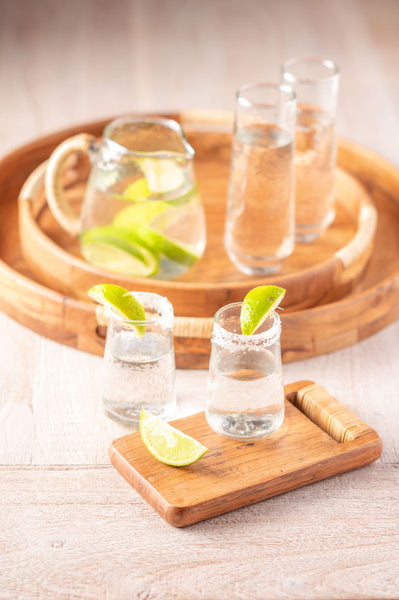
[80,226,159,277]
[113,201,170,228]
[135,225,200,267]
[139,158,185,194]
[88,284,146,336]
[240,285,286,335]
[122,178,151,201]
[140,409,208,466]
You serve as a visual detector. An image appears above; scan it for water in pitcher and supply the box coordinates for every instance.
[79,119,206,280]
[294,105,336,241]
[224,124,295,275]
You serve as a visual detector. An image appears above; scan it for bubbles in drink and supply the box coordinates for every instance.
[206,367,284,440]
[294,105,336,241]
[224,124,295,275]
[102,330,176,427]
[205,299,285,440]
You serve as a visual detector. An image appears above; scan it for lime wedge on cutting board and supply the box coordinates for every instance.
[140,409,208,466]
[240,285,286,335]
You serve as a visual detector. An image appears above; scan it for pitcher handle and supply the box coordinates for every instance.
[45,133,96,237]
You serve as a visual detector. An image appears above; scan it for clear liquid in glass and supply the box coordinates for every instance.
[102,329,176,427]
[206,367,284,440]
[294,105,336,242]
[224,124,294,275]
[101,293,176,428]
[205,305,285,440]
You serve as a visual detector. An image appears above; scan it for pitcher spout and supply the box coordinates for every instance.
[103,116,195,159]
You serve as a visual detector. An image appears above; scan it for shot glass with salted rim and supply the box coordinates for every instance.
[101,291,176,428]
[205,302,284,440]
[281,57,340,242]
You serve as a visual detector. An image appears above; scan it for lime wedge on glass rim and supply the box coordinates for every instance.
[240,285,286,336]
[140,409,208,467]
[87,283,146,336]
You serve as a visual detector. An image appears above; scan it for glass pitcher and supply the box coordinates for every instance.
[45,117,207,280]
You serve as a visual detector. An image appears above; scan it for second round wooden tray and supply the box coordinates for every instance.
[18,112,377,318]
[1,112,398,368]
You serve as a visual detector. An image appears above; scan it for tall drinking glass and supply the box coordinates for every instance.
[102,292,176,428]
[281,58,340,242]
[224,83,296,275]
[205,302,285,440]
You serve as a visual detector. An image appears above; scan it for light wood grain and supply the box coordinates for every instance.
[17,123,376,313]
[8,121,390,368]
[3,130,397,367]
[0,464,398,599]
[0,0,399,597]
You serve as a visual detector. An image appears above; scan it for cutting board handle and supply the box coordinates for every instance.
[286,381,374,443]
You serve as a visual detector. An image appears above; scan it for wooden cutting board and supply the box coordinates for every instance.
[109,380,382,527]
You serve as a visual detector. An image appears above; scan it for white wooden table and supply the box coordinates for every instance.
[1,1,398,598]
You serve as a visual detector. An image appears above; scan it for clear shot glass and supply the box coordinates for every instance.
[102,292,176,428]
[205,303,285,440]
[224,82,296,275]
[281,57,340,242]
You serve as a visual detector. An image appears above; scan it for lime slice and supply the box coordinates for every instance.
[88,284,146,336]
[122,177,151,202]
[164,184,197,207]
[240,285,286,335]
[113,200,170,228]
[139,158,184,194]
[80,226,159,277]
[135,224,200,267]
[140,409,208,466]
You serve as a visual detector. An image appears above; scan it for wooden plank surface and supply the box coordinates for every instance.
[0,0,398,598]
[1,464,398,600]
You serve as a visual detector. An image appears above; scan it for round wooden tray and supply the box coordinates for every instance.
[0,113,398,368]
[17,113,376,317]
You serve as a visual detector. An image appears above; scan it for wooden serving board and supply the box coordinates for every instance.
[18,112,377,317]
[1,113,399,366]
[109,381,382,527]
